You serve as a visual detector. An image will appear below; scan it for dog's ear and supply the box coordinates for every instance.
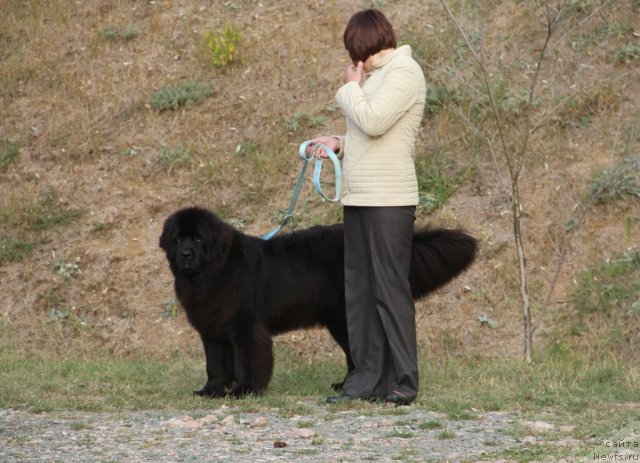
[159,215,176,255]
[202,214,234,269]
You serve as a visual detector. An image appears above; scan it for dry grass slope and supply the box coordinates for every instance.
[1,0,639,363]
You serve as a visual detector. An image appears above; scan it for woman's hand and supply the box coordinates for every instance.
[344,61,364,84]
[306,136,340,159]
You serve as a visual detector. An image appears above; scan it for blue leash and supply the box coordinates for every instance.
[262,141,342,240]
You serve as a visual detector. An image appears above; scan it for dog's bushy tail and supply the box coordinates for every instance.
[409,227,478,300]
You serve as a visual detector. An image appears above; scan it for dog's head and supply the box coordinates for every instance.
[159,207,233,278]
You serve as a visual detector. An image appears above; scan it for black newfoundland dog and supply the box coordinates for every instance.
[160,206,478,398]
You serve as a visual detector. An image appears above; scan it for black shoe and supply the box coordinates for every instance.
[384,390,413,406]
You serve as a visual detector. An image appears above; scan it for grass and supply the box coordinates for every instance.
[1,342,638,420]
[1,335,639,460]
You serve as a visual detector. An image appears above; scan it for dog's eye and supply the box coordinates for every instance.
[194,237,202,244]
[176,236,182,243]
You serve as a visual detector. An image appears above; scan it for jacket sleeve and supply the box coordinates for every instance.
[335,63,421,137]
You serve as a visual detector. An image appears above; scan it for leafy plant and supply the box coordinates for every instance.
[201,25,242,69]
[589,157,640,204]
[150,81,213,111]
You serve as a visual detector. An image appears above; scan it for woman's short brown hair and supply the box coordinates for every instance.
[343,9,397,64]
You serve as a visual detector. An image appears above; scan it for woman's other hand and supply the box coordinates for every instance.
[345,61,364,84]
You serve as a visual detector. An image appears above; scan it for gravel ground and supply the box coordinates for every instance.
[0,403,589,462]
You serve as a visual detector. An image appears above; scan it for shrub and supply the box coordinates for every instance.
[150,81,213,111]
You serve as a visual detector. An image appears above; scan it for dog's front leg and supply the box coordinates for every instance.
[195,336,233,397]
[228,324,273,397]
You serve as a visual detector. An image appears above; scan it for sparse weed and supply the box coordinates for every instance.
[150,81,213,111]
[284,111,326,134]
[157,144,192,168]
[415,155,467,214]
[161,297,181,319]
[437,429,456,439]
[0,238,33,264]
[0,139,20,170]
[52,259,81,278]
[386,430,413,439]
[101,24,139,42]
[617,42,640,64]
[419,420,442,430]
[571,250,640,315]
[0,194,84,265]
[424,85,460,118]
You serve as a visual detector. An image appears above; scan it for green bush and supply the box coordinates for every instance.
[201,25,242,69]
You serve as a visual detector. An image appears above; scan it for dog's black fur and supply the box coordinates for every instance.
[159,206,478,397]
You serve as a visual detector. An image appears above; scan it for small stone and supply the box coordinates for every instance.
[221,415,235,426]
[296,428,315,439]
[529,421,554,433]
[249,416,268,428]
[199,414,218,425]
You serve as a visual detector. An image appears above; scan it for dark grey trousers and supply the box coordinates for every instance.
[342,206,418,401]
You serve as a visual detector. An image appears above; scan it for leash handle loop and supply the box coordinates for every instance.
[298,141,342,203]
[262,141,342,240]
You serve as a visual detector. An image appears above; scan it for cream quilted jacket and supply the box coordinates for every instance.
[335,45,426,207]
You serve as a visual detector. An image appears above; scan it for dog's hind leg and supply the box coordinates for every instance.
[326,319,354,391]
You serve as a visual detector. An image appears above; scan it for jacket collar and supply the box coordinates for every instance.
[373,45,412,70]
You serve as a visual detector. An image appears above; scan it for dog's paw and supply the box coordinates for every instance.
[227,384,260,398]
[194,383,225,398]
[331,381,344,391]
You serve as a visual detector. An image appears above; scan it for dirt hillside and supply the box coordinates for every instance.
[1,0,638,362]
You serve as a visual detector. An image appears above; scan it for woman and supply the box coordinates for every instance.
[312,9,426,405]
